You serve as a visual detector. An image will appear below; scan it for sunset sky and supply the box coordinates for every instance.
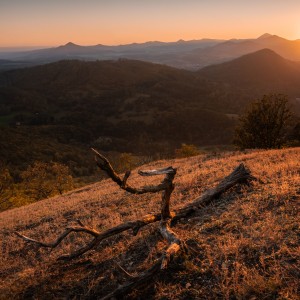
[1,0,300,47]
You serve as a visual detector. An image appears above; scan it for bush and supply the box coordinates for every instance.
[21,161,74,200]
[175,143,200,158]
[0,165,13,211]
[234,94,292,149]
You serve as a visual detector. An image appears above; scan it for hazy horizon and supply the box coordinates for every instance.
[0,33,299,53]
[1,0,300,47]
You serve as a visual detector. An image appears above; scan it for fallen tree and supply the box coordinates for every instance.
[16,148,256,299]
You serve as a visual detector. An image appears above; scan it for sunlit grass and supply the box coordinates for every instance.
[0,147,299,299]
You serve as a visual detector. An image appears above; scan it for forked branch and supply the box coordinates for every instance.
[16,160,254,258]
[92,148,174,194]
[16,150,256,299]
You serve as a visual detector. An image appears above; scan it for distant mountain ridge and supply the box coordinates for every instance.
[0,38,224,70]
[182,34,300,69]
[1,33,299,71]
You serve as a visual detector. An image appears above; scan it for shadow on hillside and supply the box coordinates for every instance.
[13,185,250,299]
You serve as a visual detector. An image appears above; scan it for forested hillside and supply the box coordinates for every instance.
[1,53,299,184]
[0,60,240,177]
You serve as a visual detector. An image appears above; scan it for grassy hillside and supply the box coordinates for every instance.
[0,148,299,299]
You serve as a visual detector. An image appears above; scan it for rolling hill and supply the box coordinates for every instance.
[0,148,299,299]
[197,48,300,92]
[197,49,300,115]
[0,59,238,177]
[0,55,300,179]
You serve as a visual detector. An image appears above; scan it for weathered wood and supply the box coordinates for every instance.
[16,223,99,248]
[100,163,180,300]
[16,150,256,299]
[138,166,176,176]
[92,148,170,194]
[100,257,163,300]
[16,213,161,260]
[161,170,176,219]
[16,162,254,259]
[159,219,181,269]
[172,163,254,223]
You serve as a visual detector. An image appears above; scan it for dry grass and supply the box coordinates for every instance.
[0,148,299,299]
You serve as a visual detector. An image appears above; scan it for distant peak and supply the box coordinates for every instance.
[257,33,273,39]
[64,42,79,47]
[247,48,280,56]
[238,48,285,61]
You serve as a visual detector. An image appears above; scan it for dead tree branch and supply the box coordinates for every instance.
[91,148,172,194]
[16,161,254,259]
[172,163,255,223]
[101,257,163,300]
[16,150,256,299]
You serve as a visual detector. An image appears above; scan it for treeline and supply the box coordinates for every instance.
[0,151,152,211]
[0,144,200,211]
[0,161,73,211]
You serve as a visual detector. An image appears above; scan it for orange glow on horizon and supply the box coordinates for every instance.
[1,1,300,47]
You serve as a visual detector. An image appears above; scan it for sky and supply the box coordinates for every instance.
[1,0,300,47]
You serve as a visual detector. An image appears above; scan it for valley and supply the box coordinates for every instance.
[0,49,300,182]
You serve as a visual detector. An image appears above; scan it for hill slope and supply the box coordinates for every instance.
[1,58,300,179]
[0,148,299,299]
[197,49,300,117]
[198,49,300,95]
[0,59,239,176]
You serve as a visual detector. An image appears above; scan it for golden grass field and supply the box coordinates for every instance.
[0,148,299,299]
